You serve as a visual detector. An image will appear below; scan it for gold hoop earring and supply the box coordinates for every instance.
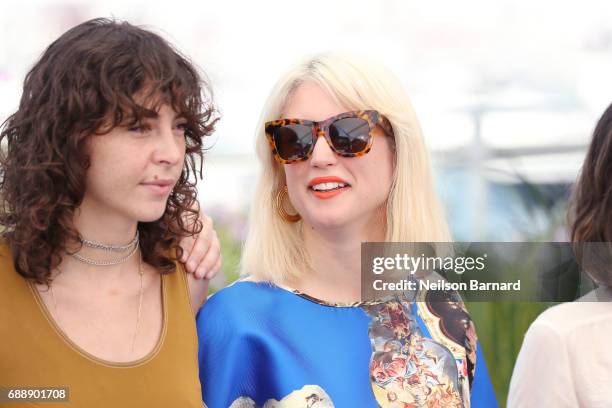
[275,186,301,223]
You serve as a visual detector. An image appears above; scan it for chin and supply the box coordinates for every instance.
[135,205,168,223]
[308,212,351,230]
[139,214,166,223]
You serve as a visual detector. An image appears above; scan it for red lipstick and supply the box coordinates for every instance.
[307,176,350,200]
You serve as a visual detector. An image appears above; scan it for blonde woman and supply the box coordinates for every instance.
[197,53,497,407]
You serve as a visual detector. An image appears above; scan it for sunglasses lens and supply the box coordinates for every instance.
[329,118,370,154]
[272,124,313,161]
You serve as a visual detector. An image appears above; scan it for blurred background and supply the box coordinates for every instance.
[2,0,611,404]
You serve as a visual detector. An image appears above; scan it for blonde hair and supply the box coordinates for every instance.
[241,52,452,284]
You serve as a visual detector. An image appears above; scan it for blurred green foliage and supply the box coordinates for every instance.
[208,218,243,293]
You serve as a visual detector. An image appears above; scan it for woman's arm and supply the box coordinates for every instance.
[186,273,211,315]
[178,209,222,314]
[179,212,222,280]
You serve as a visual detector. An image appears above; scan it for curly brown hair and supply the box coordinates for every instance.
[570,102,612,286]
[0,18,219,284]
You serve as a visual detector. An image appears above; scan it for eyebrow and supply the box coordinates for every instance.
[135,110,185,121]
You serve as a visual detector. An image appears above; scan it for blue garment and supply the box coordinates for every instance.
[197,281,498,407]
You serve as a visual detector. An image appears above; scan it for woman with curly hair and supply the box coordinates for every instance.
[508,103,612,407]
[0,18,220,407]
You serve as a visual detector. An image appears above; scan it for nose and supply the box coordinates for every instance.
[309,132,337,168]
[152,125,184,166]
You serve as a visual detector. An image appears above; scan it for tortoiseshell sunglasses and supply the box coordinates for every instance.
[265,110,393,164]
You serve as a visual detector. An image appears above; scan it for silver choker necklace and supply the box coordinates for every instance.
[80,230,139,252]
[72,231,140,266]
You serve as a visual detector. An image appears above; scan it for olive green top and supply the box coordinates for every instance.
[0,244,205,407]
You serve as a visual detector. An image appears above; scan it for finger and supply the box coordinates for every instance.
[194,235,220,279]
[204,255,222,281]
[184,216,213,273]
